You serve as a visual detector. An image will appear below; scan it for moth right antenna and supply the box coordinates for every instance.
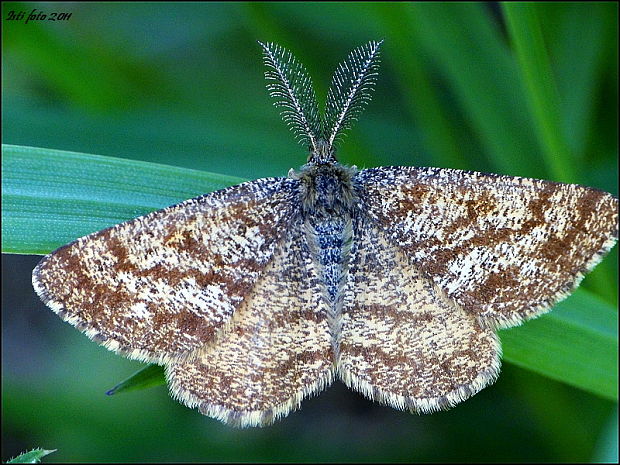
[324,40,383,149]
[260,41,322,153]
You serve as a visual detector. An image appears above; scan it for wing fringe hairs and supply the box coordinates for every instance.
[167,370,335,428]
[339,355,502,414]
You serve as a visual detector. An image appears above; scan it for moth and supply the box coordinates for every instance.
[33,41,618,427]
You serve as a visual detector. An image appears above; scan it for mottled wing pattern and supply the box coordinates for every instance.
[355,167,619,329]
[339,217,500,412]
[166,218,334,427]
[33,177,299,364]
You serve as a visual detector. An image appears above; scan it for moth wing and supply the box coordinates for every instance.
[355,167,618,329]
[338,217,500,412]
[166,217,334,427]
[33,177,300,364]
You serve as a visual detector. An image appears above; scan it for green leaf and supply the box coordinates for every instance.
[2,144,246,254]
[500,289,618,401]
[502,3,578,184]
[3,144,617,400]
[106,364,166,396]
[7,449,57,464]
[369,3,469,170]
[405,3,545,180]
[544,3,615,159]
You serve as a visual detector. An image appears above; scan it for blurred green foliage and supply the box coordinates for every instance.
[2,2,617,462]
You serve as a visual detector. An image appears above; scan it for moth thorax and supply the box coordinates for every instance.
[299,164,357,217]
[308,139,337,165]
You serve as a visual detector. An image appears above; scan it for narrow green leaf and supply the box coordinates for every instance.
[407,3,545,179]
[500,289,618,401]
[106,364,166,396]
[3,144,617,399]
[592,409,619,463]
[2,144,246,254]
[370,3,469,170]
[547,3,614,158]
[502,3,578,184]
[7,449,57,464]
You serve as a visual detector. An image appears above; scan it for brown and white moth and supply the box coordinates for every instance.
[33,41,618,427]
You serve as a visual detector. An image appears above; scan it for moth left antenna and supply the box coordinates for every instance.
[260,41,322,152]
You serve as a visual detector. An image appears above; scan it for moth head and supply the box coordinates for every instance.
[260,40,383,166]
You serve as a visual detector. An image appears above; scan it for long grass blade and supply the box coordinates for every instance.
[502,3,578,184]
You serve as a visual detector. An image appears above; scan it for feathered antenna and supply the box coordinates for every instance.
[259,41,322,152]
[323,40,383,148]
